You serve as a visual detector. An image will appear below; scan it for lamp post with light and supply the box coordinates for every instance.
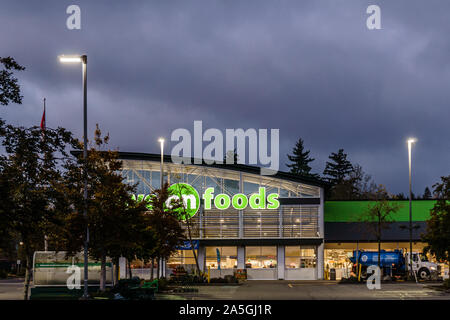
[58,54,89,298]
[407,138,416,279]
[158,138,165,278]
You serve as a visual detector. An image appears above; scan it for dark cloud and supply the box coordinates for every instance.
[1,0,449,194]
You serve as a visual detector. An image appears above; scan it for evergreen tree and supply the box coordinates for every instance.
[394,192,407,200]
[323,149,354,185]
[423,187,432,199]
[286,138,317,178]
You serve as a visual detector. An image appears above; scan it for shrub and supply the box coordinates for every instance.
[0,269,8,279]
[224,275,238,283]
[443,279,450,290]
[339,276,359,284]
[157,277,173,291]
[210,277,227,283]
[110,277,155,300]
[16,269,25,277]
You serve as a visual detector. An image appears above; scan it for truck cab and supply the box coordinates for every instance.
[405,252,440,280]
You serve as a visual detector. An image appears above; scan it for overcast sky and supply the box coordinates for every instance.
[1,0,449,195]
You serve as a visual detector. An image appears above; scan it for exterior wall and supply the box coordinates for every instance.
[277,245,285,279]
[285,268,315,280]
[317,242,324,280]
[119,257,127,279]
[317,187,325,279]
[246,268,278,280]
[198,246,206,272]
[209,269,235,278]
[131,268,157,280]
[237,246,245,269]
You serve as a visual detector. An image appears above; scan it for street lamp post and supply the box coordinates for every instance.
[59,54,89,298]
[159,138,165,188]
[407,138,416,279]
[158,138,165,278]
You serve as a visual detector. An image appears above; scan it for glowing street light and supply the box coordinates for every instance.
[407,137,417,279]
[59,54,89,298]
[59,55,83,63]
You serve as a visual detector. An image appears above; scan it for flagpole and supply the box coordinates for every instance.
[43,97,48,252]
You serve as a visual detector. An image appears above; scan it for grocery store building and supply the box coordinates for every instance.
[118,152,436,281]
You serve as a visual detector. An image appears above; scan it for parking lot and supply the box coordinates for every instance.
[1,278,449,300]
[157,280,450,300]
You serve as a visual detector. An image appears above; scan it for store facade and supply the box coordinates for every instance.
[118,152,326,280]
[323,200,438,279]
[117,153,441,281]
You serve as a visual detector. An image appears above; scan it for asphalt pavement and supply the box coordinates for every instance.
[159,280,450,300]
[0,278,25,300]
[1,278,449,300]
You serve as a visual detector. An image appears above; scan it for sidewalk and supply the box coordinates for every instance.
[0,278,25,300]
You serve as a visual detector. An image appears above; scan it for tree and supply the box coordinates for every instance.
[286,138,318,178]
[323,149,354,185]
[169,183,202,275]
[0,122,76,299]
[422,187,432,200]
[329,163,377,200]
[323,149,356,200]
[59,125,150,291]
[146,183,186,279]
[359,185,401,273]
[0,57,25,106]
[394,192,407,200]
[422,175,450,270]
[350,164,376,198]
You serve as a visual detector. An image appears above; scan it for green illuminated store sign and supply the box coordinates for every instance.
[202,187,279,211]
[133,183,280,220]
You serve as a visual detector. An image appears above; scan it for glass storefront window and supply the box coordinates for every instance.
[245,246,277,269]
[205,246,237,269]
[167,250,198,269]
[285,246,316,268]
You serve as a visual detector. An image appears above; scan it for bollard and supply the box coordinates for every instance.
[208,266,210,283]
[358,264,362,282]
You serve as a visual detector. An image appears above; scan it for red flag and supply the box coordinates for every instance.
[40,98,46,131]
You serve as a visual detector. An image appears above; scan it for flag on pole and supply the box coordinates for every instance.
[40,98,46,132]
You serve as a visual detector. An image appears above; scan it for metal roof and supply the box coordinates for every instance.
[71,150,329,188]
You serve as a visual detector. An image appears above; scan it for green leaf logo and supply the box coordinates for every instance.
[167,183,200,220]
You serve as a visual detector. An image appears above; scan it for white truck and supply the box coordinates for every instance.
[406,252,440,280]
